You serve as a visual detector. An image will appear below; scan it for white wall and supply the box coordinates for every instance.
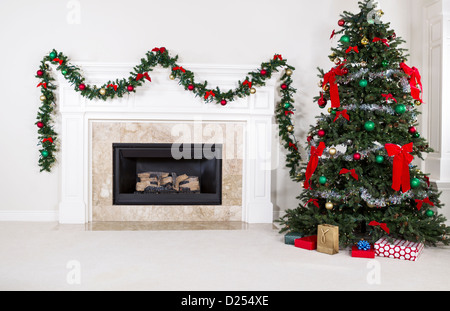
[0,0,414,220]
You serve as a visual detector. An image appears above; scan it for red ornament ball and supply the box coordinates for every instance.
[318,130,326,137]
[353,153,362,161]
[261,69,267,76]
[220,99,227,106]
[318,97,327,108]
[188,84,194,91]
[127,85,134,92]
[408,126,417,134]
[338,19,345,27]
[79,84,86,91]
[281,84,288,90]
[342,67,349,75]
[37,122,44,129]
[37,70,44,76]
[307,136,313,143]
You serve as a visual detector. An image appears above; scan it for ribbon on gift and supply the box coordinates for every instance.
[400,62,423,103]
[243,80,252,88]
[322,63,346,108]
[204,90,215,100]
[107,84,118,91]
[372,37,390,47]
[369,221,390,234]
[333,109,350,122]
[304,198,319,208]
[37,82,47,89]
[385,142,414,193]
[345,46,359,54]
[136,72,151,82]
[53,58,64,65]
[415,197,434,211]
[339,168,359,180]
[273,54,283,60]
[304,142,326,189]
[382,93,397,103]
[42,137,53,144]
[152,47,166,53]
[172,66,186,73]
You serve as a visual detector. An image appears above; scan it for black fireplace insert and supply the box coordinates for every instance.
[113,143,222,205]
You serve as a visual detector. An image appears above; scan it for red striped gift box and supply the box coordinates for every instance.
[374,237,424,261]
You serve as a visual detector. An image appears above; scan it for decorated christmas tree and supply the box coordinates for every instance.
[278,0,450,247]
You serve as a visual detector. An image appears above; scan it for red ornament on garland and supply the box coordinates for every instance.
[127,85,134,92]
[188,84,194,91]
[220,99,227,106]
[281,84,288,90]
[338,19,345,27]
[318,92,327,108]
[261,69,267,76]
[307,136,313,143]
[342,67,349,75]
[37,122,44,129]
[318,129,326,138]
[353,153,362,161]
[79,84,86,91]
[408,126,417,134]
[37,70,44,77]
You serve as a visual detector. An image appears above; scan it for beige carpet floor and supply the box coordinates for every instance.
[1,221,449,291]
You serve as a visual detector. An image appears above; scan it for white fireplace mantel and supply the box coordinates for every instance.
[56,62,281,224]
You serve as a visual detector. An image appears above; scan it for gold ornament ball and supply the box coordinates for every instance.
[169,74,175,80]
[250,88,256,94]
[415,100,422,106]
[287,125,294,133]
[40,95,47,101]
[285,69,293,76]
[322,84,330,91]
[361,36,369,45]
[334,58,341,65]
[329,148,337,156]
[99,88,106,96]
[376,9,384,17]
[327,107,333,113]
[325,202,334,210]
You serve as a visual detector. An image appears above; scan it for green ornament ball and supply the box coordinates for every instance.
[426,210,435,217]
[395,104,407,114]
[375,155,384,164]
[62,69,68,75]
[49,51,57,59]
[359,79,368,88]
[364,121,375,131]
[411,178,421,189]
[319,176,327,185]
[284,103,291,109]
[413,132,421,138]
[41,150,49,158]
[340,35,350,44]
[382,60,389,67]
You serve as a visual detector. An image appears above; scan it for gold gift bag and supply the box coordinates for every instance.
[317,224,339,255]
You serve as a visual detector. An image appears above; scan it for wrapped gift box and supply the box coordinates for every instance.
[351,245,375,258]
[284,232,303,245]
[374,237,424,261]
[295,236,317,250]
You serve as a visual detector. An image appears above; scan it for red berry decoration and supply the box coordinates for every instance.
[307,136,313,143]
[281,84,288,90]
[127,85,134,92]
[188,84,194,91]
[353,153,362,161]
[408,126,417,134]
[261,69,267,76]
[37,70,44,76]
[338,19,345,26]
[79,84,86,91]
[37,122,44,129]
[220,99,227,106]
[318,129,326,137]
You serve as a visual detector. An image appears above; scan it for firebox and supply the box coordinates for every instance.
[112,143,222,205]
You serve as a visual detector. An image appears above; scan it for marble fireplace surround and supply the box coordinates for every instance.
[57,62,279,224]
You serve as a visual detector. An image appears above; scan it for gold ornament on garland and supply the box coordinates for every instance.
[99,88,106,96]
[40,95,47,101]
[169,74,175,80]
[285,69,293,76]
[329,148,337,156]
[361,36,369,45]
[325,202,334,210]
[287,125,294,133]
[250,87,256,94]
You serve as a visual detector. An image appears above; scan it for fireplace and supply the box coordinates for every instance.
[113,143,222,205]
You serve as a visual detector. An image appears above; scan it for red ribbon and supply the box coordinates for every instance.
[273,54,283,60]
[415,197,434,211]
[400,62,423,103]
[305,198,319,208]
[136,72,151,82]
[152,47,166,53]
[107,84,118,91]
[424,176,430,187]
[289,142,298,151]
[37,82,47,89]
[330,29,336,40]
[385,142,414,193]
[372,37,390,47]
[369,221,390,234]
[345,46,359,54]
[42,137,53,144]
[333,109,350,122]
[339,168,359,180]
[172,66,186,73]
[322,63,345,108]
[243,80,252,88]
[53,58,63,65]
[204,90,215,99]
[285,111,294,117]
[382,93,397,103]
[304,142,326,189]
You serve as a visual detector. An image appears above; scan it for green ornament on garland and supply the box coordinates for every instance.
[359,79,368,88]
[413,132,420,138]
[382,60,389,67]
[340,35,350,44]
[364,121,375,131]
[375,155,384,164]
[41,150,49,158]
[426,210,435,217]
[411,178,421,189]
[62,69,68,75]
[49,51,57,59]
[395,104,407,114]
[319,176,327,185]
[284,103,291,109]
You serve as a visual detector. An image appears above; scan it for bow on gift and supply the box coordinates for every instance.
[415,197,434,211]
[204,90,215,100]
[42,137,53,144]
[243,80,252,88]
[385,142,414,193]
[333,109,350,122]
[136,72,151,82]
[372,37,390,47]
[382,93,397,103]
[345,46,359,54]
[152,47,166,53]
[400,62,423,103]
[53,58,64,65]
[107,84,118,91]
[37,82,47,89]
[273,54,283,60]
[339,168,359,180]
[322,63,346,108]
[369,221,390,234]
[304,142,326,189]
[172,66,186,73]
[304,198,319,208]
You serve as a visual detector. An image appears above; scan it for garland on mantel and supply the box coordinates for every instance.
[35,47,301,176]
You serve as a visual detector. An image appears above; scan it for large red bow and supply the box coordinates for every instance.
[204,90,215,99]
[42,137,53,144]
[273,54,283,60]
[369,221,390,234]
[243,80,252,88]
[372,37,390,47]
[136,72,151,82]
[333,109,350,122]
[385,142,414,193]
[304,142,326,189]
[339,168,359,180]
[107,84,118,91]
[37,82,47,89]
[172,66,186,73]
[152,47,166,53]
[53,58,64,65]
[415,197,434,211]
[382,93,397,103]
[285,111,294,117]
[304,198,319,208]
[400,62,423,103]
[322,63,345,108]
[345,46,359,54]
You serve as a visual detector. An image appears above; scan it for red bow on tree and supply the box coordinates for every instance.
[273,54,283,60]
[172,66,186,73]
[333,109,350,122]
[136,72,151,82]
[285,111,294,117]
[42,137,53,144]
[369,221,390,234]
[322,63,346,108]
[152,47,166,53]
[289,142,298,151]
[330,29,336,40]
[37,82,47,89]
[372,37,390,47]
[385,142,414,193]
[53,58,64,65]
[382,93,397,103]
[400,62,423,104]
[415,197,434,211]
[345,46,359,53]
[204,90,215,100]
[305,198,319,208]
[339,168,359,180]
[243,80,252,88]
[304,142,326,189]
[107,84,118,91]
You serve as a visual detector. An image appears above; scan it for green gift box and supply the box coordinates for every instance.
[284,232,303,245]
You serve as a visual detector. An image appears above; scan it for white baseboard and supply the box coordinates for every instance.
[0,210,59,222]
